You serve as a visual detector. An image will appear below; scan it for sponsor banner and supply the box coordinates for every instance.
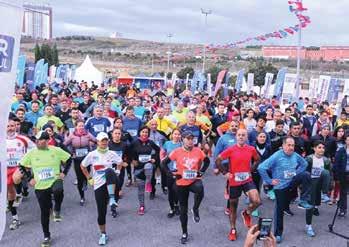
[262,73,274,98]
[327,78,341,103]
[318,75,331,102]
[247,73,254,94]
[16,54,25,86]
[235,69,245,93]
[308,78,318,99]
[282,73,297,101]
[33,58,44,87]
[273,67,287,99]
[214,70,227,96]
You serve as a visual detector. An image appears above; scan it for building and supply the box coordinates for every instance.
[22,3,53,40]
[262,46,349,61]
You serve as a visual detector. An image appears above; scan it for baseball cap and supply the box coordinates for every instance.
[96,132,109,141]
[36,131,50,140]
[182,130,194,139]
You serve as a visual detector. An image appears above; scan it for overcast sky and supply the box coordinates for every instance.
[52,0,349,46]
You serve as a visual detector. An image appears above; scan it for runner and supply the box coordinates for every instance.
[80,132,121,245]
[18,131,71,247]
[215,128,261,241]
[162,130,210,244]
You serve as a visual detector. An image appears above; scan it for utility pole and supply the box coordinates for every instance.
[295,0,302,100]
[201,8,212,73]
[167,33,173,73]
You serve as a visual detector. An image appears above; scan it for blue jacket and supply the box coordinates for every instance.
[85,117,111,137]
[248,129,271,147]
[122,117,143,140]
[258,150,308,190]
[333,147,348,175]
[213,132,237,168]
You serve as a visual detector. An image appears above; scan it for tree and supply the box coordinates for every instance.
[52,44,59,66]
[228,75,237,87]
[34,43,41,62]
[177,66,194,79]
[205,65,222,84]
[247,60,278,87]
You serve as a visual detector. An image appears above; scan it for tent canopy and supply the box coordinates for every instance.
[74,55,104,86]
[117,71,134,85]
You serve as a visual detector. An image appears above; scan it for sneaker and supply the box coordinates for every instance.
[228,228,237,241]
[9,219,20,230]
[13,194,22,207]
[241,210,252,228]
[251,209,259,217]
[321,194,331,203]
[126,180,132,187]
[156,176,161,184]
[73,179,78,185]
[138,206,145,215]
[191,209,200,223]
[162,187,168,195]
[298,201,314,210]
[180,233,188,244]
[276,235,282,244]
[167,210,175,218]
[306,226,315,237]
[145,182,152,193]
[22,189,29,198]
[80,198,85,206]
[283,209,294,216]
[224,208,231,216]
[149,192,155,200]
[98,233,108,245]
[41,237,51,247]
[174,205,180,216]
[267,190,276,200]
[53,211,62,222]
[111,203,118,218]
[338,211,346,217]
[313,208,319,216]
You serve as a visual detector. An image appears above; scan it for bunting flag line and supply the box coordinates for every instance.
[208,0,311,49]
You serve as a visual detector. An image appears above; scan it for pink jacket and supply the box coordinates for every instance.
[64,130,96,152]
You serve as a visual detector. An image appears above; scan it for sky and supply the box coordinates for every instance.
[51,0,349,46]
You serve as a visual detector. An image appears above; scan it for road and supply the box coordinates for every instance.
[2,169,349,247]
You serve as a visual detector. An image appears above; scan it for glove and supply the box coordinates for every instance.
[88,178,94,186]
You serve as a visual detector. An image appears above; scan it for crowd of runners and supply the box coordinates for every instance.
[5,79,349,246]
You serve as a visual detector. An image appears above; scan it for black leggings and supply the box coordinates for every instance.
[176,180,204,234]
[35,180,64,238]
[73,158,89,199]
[167,175,178,210]
[94,168,119,226]
[151,163,167,193]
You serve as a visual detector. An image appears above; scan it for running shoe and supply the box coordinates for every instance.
[22,189,29,198]
[224,208,231,216]
[228,228,237,241]
[276,235,282,244]
[53,211,62,222]
[167,210,175,218]
[13,194,22,207]
[98,233,108,245]
[156,176,161,184]
[191,209,200,223]
[111,203,118,218]
[145,182,152,193]
[162,187,168,195]
[298,201,314,210]
[41,237,51,247]
[283,209,294,216]
[267,190,276,200]
[126,180,132,187]
[306,226,315,237]
[73,179,78,185]
[338,211,347,217]
[321,194,331,203]
[138,206,145,215]
[251,209,259,217]
[313,208,319,216]
[241,210,252,228]
[80,198,85,206]
[9,219,20,230]
[180,233,188,244]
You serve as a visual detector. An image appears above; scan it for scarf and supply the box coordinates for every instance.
[139,136,149,143]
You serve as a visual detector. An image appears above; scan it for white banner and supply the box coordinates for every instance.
[308,78,318,99]
[262,73,274,98]
[343,79,349,97]
[318,75,331,102]
[247,73,254,94]
[282,73,297,101]
[0,0,23,240]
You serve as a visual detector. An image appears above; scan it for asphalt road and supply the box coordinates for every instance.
[2,169,349,247]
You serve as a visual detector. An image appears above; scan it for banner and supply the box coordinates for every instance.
[327,78,341,103]
[16,54,25,87]
[70,64,77,81]
[262,73,274,98]
[273,67,287,99]
[308,78,318,99]
[247,73,254,94]
[235,69,245,93]
[318,75,331,102]
[207,73,212,96]
[344,79,349,97]
[223,72,230,97]
[33,58,44,87]
[25,61,35,91]
[49,65,56,82]
[282,73,297,101]
[214,70,227,96]
[40,62,48,85]
[55,64,62,80]
[0,0,23,240]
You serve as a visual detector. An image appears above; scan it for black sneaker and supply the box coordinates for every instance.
[313,208,319,216]
[41,237,51,247]
[162,187,168,195]
[338,211,347,217]
[80,198,85,206]
[167,210,175,218]
[283,209,294,216]
[111,204,118,218]
[191,209,200,223]
[53,211,62,222]
[174,205,180,216]
[149,192,155,200]
[181,233,188,244]
[22,189,29,198]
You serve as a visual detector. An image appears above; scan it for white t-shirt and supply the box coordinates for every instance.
[311,155,324,178]
[81,150,120,190]
[6,135,35,168]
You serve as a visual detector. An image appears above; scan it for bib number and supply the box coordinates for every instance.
[139,155,151,163]
[93,124,104,132]
[38,168,54,181]
[128,129,138,137]
[284,170,296,179]
[311,167,323,178]
[75,148,88,158]
[183,170,197,180]
[114,151,123,163]
[234,172,250,182]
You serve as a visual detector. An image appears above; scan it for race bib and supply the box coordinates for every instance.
[139,154,151,163]
[128,129,138,137]
[311,167,323,178]
[38,168,54,181]
[114,151,123,163]
[183,170,197,180]
[75,148,88,158]
[234,172,250,182]
[284,170,296,179]
[93,124,104,132]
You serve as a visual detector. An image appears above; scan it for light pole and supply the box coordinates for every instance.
[201,8,212,73]
[295,0,302,100]
[167,33,173,73]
